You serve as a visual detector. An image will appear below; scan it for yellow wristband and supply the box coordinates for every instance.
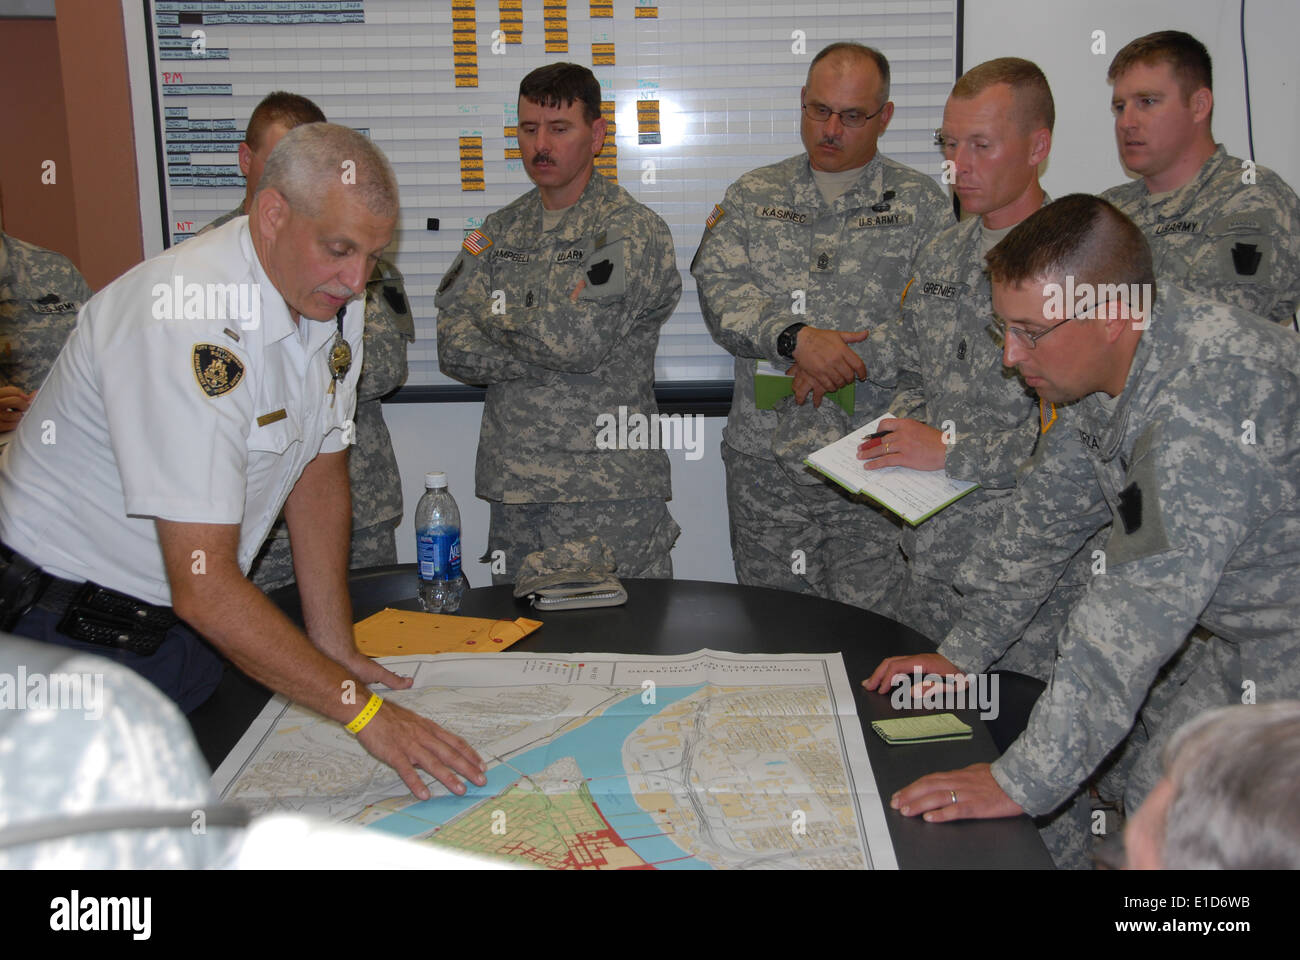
[345,693,384,734]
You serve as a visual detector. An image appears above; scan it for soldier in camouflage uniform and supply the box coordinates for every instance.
[869,195,1300,865]
[0,230,92,432]
[1103,30,1300,328]
[692,42,949,611]
[854,59,1052,643]
[199,92,410,590]
[1090,30,1300,812]
[435,63,681,585]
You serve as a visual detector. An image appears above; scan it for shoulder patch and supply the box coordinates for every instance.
[705,204,725,229]
[192,344,244,398]
[462,229,492,255]
[437,255,465,295]
[382,283,409,315]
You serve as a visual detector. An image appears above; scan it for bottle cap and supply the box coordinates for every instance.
[424,471,448,489]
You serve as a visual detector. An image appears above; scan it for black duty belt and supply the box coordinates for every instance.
[0,542,177,656]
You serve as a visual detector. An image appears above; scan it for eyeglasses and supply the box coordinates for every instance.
[801,101,886,128]
[987,316,1075,350]
[988,299,1114,350]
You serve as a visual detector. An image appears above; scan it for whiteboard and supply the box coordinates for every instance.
[139,0,958,388]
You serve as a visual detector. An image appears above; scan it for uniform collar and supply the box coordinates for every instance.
[508,169,613,245]
[242,220,297,345]
[1141,144,1228,221]
[794,152,887,213]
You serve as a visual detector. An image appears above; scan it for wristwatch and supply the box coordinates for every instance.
[777,322,806,362]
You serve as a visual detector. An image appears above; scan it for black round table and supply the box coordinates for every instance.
[188,568,1053,869]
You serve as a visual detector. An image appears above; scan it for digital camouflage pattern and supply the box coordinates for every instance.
[722,442,905,612]
[0,232,92,394]
[1102,145,1300,327]
[861,215,1039,636]
[487,497,678,586]
[435,170,680,567]
[692,152,950,607]
[939,285,1300,817]
[512,533,617,596]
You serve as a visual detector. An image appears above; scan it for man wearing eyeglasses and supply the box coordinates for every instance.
[1102,31,1300,329]
[864,194,1300,865]
[693,42,949,611]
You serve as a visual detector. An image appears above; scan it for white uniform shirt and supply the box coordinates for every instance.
[0,218,362,605]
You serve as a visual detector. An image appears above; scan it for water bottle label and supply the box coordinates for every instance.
[417,528,461,580]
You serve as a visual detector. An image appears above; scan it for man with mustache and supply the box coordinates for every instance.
[1102,30,1300,329]
[692,42,949,610]
[0,123,486,800]
[199,92,414,593]
[436,63,681,582]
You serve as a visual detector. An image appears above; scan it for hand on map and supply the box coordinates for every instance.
[889,763,1024,821]
[862,652,962,695]
[356,701,488,800]
[857,418,947,471]
[347,653,414,691]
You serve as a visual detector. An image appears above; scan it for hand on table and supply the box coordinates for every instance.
[857,418,947,471]
[890,763,1024,822]
[862,652,962,695]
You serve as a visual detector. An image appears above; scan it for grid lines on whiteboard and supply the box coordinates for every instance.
[149,0,957,387]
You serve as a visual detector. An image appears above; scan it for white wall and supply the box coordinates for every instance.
[963,0,1300,195]
[383,1,1300,586]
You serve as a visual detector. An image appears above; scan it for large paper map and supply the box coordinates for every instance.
[213,650,896,869]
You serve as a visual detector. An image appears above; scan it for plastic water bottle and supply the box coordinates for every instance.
[415,471,463,613]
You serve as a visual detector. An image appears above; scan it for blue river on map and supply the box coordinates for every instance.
[366,683,710,869]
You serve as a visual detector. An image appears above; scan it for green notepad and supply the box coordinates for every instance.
[872,713,973,744]
[754,360,854,415]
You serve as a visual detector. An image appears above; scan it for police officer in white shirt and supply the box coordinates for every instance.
[0,123,486,800]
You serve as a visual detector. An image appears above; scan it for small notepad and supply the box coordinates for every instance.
[871,713,973,745]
